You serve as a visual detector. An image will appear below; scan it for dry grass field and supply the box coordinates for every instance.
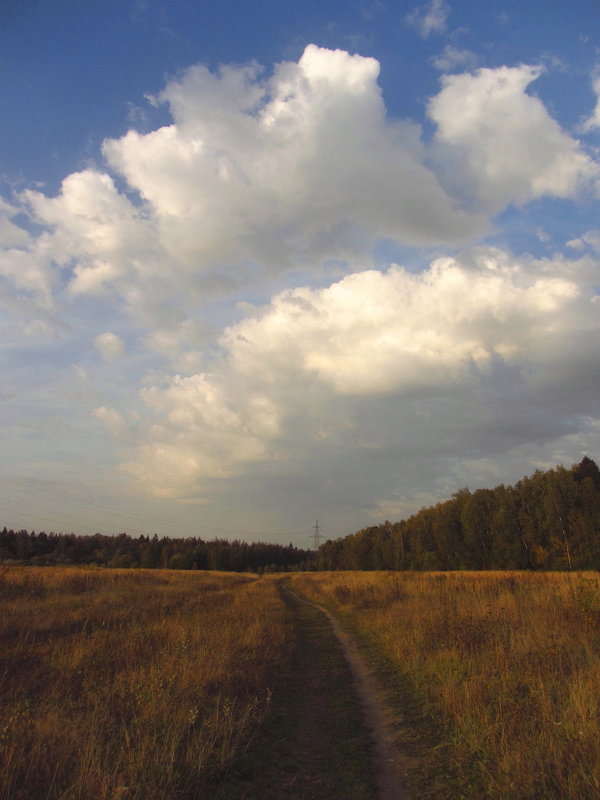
[2,566,599,800]
[0,567,290,800]
[290,570,600,800]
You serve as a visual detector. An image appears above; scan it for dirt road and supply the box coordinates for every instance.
[295,592,409,800]
[212,581,409,800]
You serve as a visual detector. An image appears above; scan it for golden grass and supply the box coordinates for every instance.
[0,567,290,800]
[290,570,600,800]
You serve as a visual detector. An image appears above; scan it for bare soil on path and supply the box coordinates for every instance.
[301,594,411,800]
[212,580,410,800]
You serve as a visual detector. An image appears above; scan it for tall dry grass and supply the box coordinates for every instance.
[291,570,600,800]
[0,567,290,800]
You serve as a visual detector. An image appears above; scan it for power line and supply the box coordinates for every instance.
[0,477,312,541]
[0,448,314,542]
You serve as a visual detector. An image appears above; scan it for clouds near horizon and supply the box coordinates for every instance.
[111,247,600,499]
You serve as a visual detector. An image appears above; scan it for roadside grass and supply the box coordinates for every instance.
[0,567,290,800]
[290,570,600,800]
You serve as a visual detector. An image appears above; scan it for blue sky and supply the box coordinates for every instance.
[1,0,600,545]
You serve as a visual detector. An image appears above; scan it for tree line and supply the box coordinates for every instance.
[314,457,600,571]
[0,528,312,572]
[3,458,598,572]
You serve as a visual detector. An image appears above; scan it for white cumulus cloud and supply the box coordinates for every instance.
[429,65,599,211]
[4,48,596,336]
[120,247,600,498]
[102,43,481,279]
[22,170,160,298]
[2,46,600,524]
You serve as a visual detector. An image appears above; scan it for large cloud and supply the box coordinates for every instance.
[102,44,481,277]
[1,45,498,340]
[225,249,594,394]
[429,65,599,210]
[2,46,600,529]
[3,49,596,329]
[118,247,600,498]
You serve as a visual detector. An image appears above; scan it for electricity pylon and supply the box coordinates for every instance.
[311,519,322,551]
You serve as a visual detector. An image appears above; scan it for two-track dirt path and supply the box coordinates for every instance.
[212,580,410,800]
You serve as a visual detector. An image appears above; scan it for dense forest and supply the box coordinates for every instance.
[314,457,600,571]
[3,458,599,572]
[0,529,311,572]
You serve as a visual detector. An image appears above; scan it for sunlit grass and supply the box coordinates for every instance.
[0,567,290,800]
[291,570,600,800]
[5,566,598,799]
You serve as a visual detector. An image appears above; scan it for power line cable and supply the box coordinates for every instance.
[0,448,312,541]
[0,475,303,535]
[0,480,312,541]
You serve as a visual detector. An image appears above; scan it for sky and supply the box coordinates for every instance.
[1,0,600,546]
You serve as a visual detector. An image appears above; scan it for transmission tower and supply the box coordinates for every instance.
[311,519,322,551]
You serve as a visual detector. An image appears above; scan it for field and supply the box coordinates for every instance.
[1,567,599,799]
[0,568,290,800]
[290,570,600,799]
